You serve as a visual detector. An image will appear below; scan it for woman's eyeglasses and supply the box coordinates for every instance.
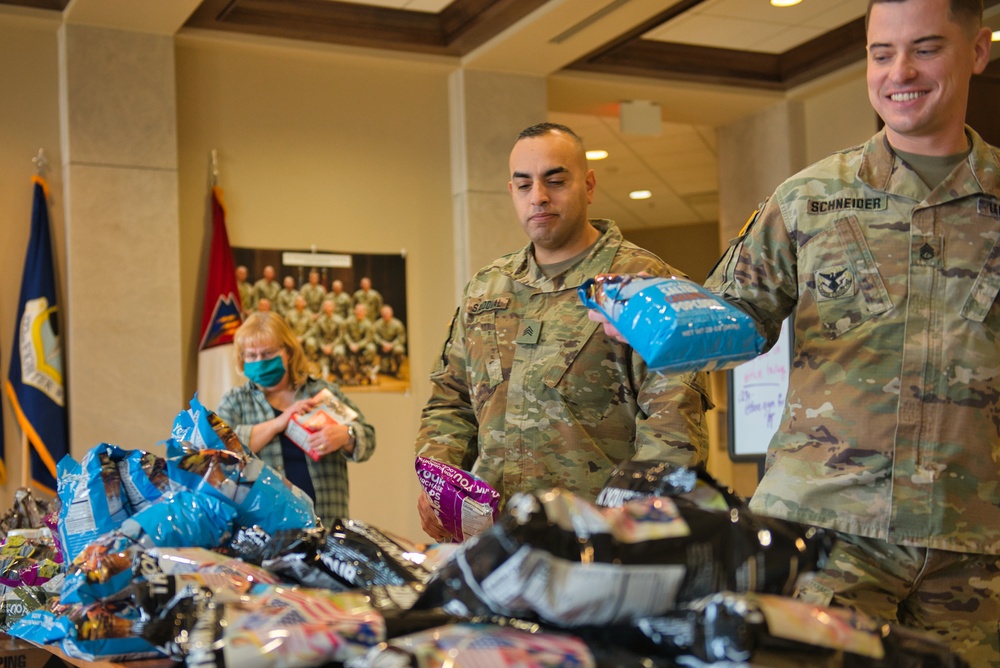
[242,347,281,363]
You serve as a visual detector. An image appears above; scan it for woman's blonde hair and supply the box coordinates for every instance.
[232,312,309,388]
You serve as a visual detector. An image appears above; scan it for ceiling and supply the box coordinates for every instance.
[5,0,1000,230]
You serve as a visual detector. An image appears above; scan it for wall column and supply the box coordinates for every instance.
[448,69,547,299]
[711,100,806,496]
[59,23,184,450]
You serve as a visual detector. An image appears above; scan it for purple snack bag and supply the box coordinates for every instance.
[415,457,500,542]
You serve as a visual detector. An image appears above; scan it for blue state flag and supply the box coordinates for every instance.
[4,176,68,493]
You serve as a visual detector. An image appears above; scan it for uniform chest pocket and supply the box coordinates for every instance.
[960,232,1000,324]
[544,319,622,425]
[811,216,893,338]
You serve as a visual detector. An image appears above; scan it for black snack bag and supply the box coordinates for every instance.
[622,592,968,668]
[597,459,746,511]
[320,518,430,589]
[417,489,834,626]
[259,519,429,592]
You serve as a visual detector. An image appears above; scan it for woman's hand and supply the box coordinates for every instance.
[277,397,317,430]
[307,421,353,457]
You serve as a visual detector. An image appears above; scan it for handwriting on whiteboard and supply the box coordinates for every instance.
[729,319,791,458]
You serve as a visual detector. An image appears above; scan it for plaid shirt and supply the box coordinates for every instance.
[217,376,375,525]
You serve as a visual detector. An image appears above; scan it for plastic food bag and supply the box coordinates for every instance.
[141,584,384,667]
[354,622,595,668]
[261,520,429,592]
[56,444,132,564]
[596,459,744,512]
[579,274,766,373]
[165,440,316,534]
[418,489,833,627]
[171,394,248,455]
[617,592,968,667]
[415,457,500,542]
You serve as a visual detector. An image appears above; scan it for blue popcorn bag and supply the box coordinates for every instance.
[579,274,766,373]
[56,444,132,564]
[171,393,249,455]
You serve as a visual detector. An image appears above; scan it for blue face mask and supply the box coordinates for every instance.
[244,355,286,387]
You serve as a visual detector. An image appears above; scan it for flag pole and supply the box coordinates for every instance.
[32,148,47,176]
[20,434,29,489]
[21,149,46,490]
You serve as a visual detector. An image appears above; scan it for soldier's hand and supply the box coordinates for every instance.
[417,492,450,543]
[587,308,628,344]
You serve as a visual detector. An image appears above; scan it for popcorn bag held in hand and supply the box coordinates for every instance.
[579,274,766,373]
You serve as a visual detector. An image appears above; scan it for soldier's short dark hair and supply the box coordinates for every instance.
[516,122,584,148]
[866,0,983,34]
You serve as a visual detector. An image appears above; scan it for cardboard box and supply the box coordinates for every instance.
[284,389,358,461]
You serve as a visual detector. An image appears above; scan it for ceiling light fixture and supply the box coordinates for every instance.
[993,29,1000,41]
[629,190,652,200]
[770,0,802,6]
[586,150,609,160]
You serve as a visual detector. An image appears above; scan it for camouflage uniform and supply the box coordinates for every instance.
[238,280,254,314]
[416,219,711,509]
[373,316,406,375]
[312,311,345,370]
[300,283,327,314]
[707,128,1000,665]
[353,288,383,321]
[343,314,376,365]
[285,306,317,357]
[328,291,353,321]
[252,278,280,308]
[275,288,298,316]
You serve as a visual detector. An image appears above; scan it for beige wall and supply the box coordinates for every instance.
[0,6,879,538]
[0,11,64,495]
[622,221,720,283]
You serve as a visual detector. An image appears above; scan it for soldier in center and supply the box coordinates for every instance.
[414,122,712,542]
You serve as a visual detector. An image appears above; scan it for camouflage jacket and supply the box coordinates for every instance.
[275,288,298,316]
[416,220,712,508]
[374,317,406,347]
[300,283,327,313]
[311,313,343,345]
[353,289,383,320]
[706,128,1000,554]
[252,278,280,305]
[343,316,375,347]
[285,307,315,337]
[328,292,353,320]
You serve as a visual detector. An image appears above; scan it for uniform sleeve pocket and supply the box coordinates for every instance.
[463,307,504,409]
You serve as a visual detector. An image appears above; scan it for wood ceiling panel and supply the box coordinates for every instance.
[182,0,547,56]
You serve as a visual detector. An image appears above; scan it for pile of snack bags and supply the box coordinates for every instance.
[0,396,968,667]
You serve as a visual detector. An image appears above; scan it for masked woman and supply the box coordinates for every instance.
[217,311,375,526]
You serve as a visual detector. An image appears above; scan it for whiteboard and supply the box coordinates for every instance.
[727,318,792,460]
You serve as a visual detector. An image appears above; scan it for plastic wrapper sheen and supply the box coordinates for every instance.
[417,489,833,627]
[579,274,766,373]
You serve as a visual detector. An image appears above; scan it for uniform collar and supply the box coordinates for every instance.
[859,126,1000,204]
[503,219,623,289]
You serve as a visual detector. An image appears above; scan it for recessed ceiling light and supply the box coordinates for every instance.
[629,190,652,200]
[586,150,609,160]
[770,0,802,6]
[993,29,1000,42]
